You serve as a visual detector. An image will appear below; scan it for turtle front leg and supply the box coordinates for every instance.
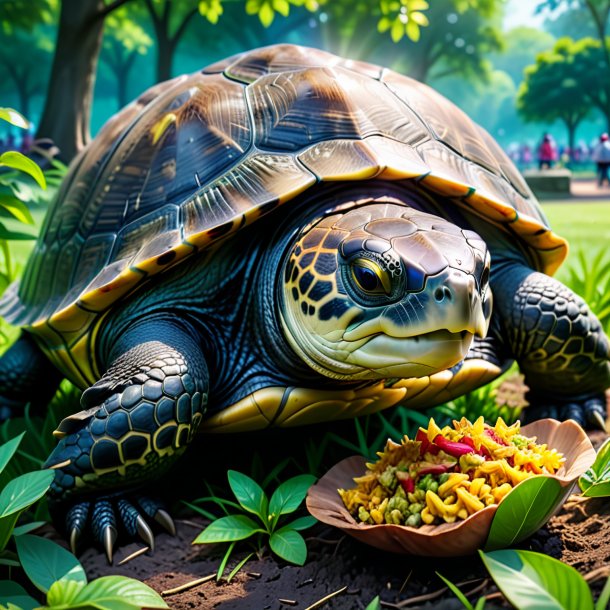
[44,318,208,561]
[492,265,610,429]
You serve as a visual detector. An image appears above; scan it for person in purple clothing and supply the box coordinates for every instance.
[537,133,557,170]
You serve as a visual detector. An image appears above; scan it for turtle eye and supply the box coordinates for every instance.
[351,259,390,295]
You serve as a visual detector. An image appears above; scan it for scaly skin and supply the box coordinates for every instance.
[44,317,208,561]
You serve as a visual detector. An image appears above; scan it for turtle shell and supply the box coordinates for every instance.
[0,44,566,386]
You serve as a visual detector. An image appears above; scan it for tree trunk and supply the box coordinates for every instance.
[35,0,106,161]
[155,33,175,82]
[566,120,576,163]
[16,79,29,119]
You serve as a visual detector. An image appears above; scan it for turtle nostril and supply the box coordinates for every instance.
[434,286,453,303]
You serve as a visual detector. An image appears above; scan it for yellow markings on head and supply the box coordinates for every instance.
[150,112,177,145]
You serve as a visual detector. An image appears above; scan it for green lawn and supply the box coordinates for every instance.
[541,202,610,282]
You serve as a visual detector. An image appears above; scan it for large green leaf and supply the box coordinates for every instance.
[0,221,37,240]
[268,475,316,525]
[0,195,34,225]
[70,575,168,609]
[0,152,45,189]
[15,534,86,594]
[46,578,86,606]
[269,527,307,565]
[283,515,317,531]
[0,432,24,475]
[192,514,264,544]
[485,476,563,550]
[0,469,54,517]
[227,470,268,522]
[480,549,593,610]
[0,108,29,130]
[579,437,610,497]
[0,580,38,610]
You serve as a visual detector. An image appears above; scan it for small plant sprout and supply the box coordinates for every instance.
[191,470,317,578]
[579,437,610,497]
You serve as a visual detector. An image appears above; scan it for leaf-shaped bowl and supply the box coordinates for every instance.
[306,419,596,556]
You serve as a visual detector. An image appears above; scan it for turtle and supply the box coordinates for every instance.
[0,44,608,561]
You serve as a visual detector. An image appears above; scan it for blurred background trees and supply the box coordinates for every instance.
[1,0,609,166]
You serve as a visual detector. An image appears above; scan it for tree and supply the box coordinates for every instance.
[537,0,610,71]
[101,8,153,108]
[517,38,592,158]
[491,26,555,85]
[36,0,133,161]
[0,29,53,117]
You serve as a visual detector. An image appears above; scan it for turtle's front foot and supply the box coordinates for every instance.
[524,393,607,431]
[56,494,176,563]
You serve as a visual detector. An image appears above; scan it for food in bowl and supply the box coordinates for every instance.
[338,417,565,527]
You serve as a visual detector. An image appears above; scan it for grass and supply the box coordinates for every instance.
[542,202,610,283]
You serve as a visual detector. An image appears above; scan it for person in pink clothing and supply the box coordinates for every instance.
[537,133,557,170]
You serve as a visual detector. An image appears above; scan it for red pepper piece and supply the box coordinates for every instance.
[417,464,450,476]
[397,474,415,493]
[461,435,492,459]
[433,435,475,457]
[415,428,430,456]
[484,429,508,446]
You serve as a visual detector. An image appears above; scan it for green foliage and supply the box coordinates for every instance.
[479,549,594,610]
[579,437,610,497]
[244,0,323,28]
[436,572,487,610]
[0,433,54,565]
[2,535,168,610]
[563,248,610,335]
[365,597,381,610]
[430,375,523,428]
[192,470,317,571]
[517,37,592,150]
[485,476,564,551]
[378,0,429,43]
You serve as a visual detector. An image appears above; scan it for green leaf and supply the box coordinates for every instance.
[0,580,38,610]
[227,470,268,521]
[0,152,46,189]
[0,221,37,240]
[283,515,317,531]
[436,573,474,610]
[480,549,593,610]
[259,1,274,26]
[0,432,24,475]
[0,469,54,518]
[192,514,264,544]
[0,108,29,130]
[365,597,381,610]
[12,521,45,536]
[227,552,253,583]
[269,527,307,565]
[390,18,404,42]
[269,475,316,524]
[216,541,235,581]
[0,196,34,225]
[46,577,86,606]
[15,534,86,594]
[71,575,168,609]
[273,0,289,16]
[579,437,610,497]
[485,476,563,550]
[596,575,610,610]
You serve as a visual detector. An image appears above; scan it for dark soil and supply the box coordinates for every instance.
[77,430,610,610]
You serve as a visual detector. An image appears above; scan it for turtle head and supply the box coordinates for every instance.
[279,203,492,380]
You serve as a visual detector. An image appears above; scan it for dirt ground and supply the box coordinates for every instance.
[78,430,610,610]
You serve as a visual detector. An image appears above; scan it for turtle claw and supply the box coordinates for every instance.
[526,394,608,431]
[136,515,155,551]
[57,495,172,562]
[103,525,118,565]
[154,509,176,536]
